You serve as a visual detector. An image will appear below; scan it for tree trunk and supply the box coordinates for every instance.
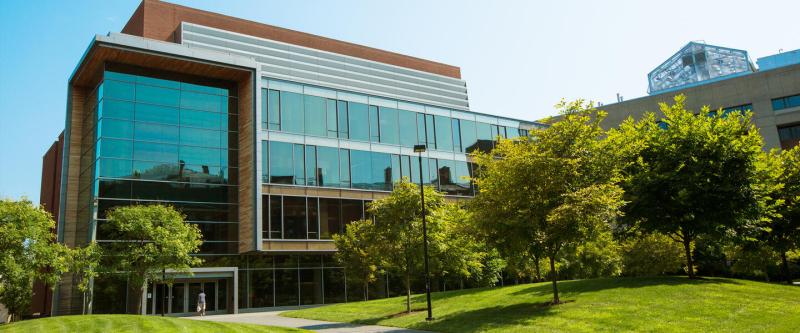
[682,235,695,279]
[136,282,146,315]
[781,251,793,285]
[405,272,411,313]
[549,256,560,304]
[364,280,369,301]
[534,258,542,282]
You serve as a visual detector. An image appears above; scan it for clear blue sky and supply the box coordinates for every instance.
[1,0,799,203]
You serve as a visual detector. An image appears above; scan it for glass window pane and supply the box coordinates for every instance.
[275,269,298,306]
[132,161,179,181]
[98,158,132,178]
[371,152,392,191]
[261,88,268,129]
[299,268,323,305]
[249,270,275,308]
[181,91,220,112]
[99,119,133,139]
[294,144,305,185]
[319,198,341,239]
[180,146,221,166]
[348,102,369,141]
[425,115,436,149]
[134,123,178,144]
[268,90,281,130]
[789,95,800,108]
[136,103,179,125]
[341,199,363,227]
[180,109,219,129]
[138,75,180,90]
[270,141,293,184]
[281,91,304,134]
[307,197,319,239]
[270,196,282,238]
[305,146,317,186]
[283,196,307,239]
[390,154,401,185]
[326,99,338,138]
[398,110,417,147]
[103,80,135,101]
[102,100,133,120]
[134,142,178,163]
[434,116,453,151]
[401,155,412,180]
[460,120,478,153]
[350,150,371,190]
[337,101,348,139]
[104,71,136,83]
[369,106,380,143]
[304,95,327,137]
[136,84,180,107]
[339,149,351,188]
[99,139,132,159]
[317,146,339,187]
[261,141,268,183]
[455,160,472,195]
[451,118,462,152]
[427,158,438,188]
[416,113,426,146]
[181,127,222,148]
[379,107,399,145]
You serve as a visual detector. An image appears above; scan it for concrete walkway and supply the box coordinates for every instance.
[188,309,430,333]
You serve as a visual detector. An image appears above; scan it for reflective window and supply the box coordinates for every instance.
[348,102,369,141]
[350,150,372,190]
[99,119,133,139]
[369,106,380,143]
[98,158,132,178]
[416,113,427,146]
[460,120,478,153]
[434,116,453,151]
[304,95,327,137]
[772,94,800,111]
[326,99,338,138]
[267,89,281,130]
[398,109,417,147]
[137,85,180,107]
[379,107,399,145]
[339,149,351,188]
[269,141,294,184]
[134,123,178,144]
[305,146,317,186]
[104,80,135,101]
[181,91,220,112]
[319,198,340,239]
[778,124,800,149]
[371,152,392,191]
[136,103,179,125]
[270,196,282,238]
[451,118,462,152]
[337,101,348,139]
[307,197,319,239]
[293,144,305,185]
[317,146,339,187]
[99,139,133,159]
[180,146,221,166]
[102,100,133,120]
[341,199,363,226]
[425,115,436,149]
[134,141,178,162]
[261,141,268,182]
[280,91,304,134]
[180,127,221,148]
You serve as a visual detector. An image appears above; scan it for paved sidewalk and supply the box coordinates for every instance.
[188,309,430,333]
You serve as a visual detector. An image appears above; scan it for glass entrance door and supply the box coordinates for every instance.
[151,279,227,316]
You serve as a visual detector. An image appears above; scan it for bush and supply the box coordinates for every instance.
[621,233,684,276]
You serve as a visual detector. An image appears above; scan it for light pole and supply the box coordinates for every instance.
[413,144,434,321]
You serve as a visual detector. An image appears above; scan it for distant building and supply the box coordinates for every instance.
[594,43,800,150]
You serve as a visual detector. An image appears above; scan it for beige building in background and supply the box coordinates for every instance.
[578,43,800,150]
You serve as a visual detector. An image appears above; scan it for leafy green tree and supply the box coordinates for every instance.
[609,95,764,279]
[332,219,381,301]
[70,242,102,314]
[0,199,71,322]
[103,205,202,314]
[471,100,624,304]
[368,179,444,313]
[620,233,685,276]
[756,146,800,284]
[559,229,622,279]
[427,203,504,288]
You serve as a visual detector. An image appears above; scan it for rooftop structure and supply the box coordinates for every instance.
[648,42,754,95]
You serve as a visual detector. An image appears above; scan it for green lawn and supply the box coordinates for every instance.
[0,314,307,333]
[283,276,800,333]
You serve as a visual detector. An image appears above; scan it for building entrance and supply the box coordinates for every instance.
[148,279,228,316]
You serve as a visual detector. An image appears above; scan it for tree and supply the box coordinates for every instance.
[620,233,685,276]
[103,205,202,314]
[608,95,764,279]
[0,199,71,322]
[757,146,800,284]
[70,242,102,314]
[471,100,624,304]
[332,219,380,301]
[368,179,444,313]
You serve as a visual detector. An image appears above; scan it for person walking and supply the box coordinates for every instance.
[197,290,207,316]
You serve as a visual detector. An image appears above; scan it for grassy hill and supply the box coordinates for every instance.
[0,314,307,333]
[283,276,800,333]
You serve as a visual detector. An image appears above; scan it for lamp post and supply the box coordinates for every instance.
[413,144,434,321]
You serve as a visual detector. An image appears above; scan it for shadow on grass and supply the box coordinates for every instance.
[407,302,559,333]
[511,276,741,298]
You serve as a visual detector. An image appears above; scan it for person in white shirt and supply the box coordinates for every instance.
[197,290,207,316]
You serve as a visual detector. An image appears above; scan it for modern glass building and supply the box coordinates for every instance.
[41,0,542,316]
[648,42,754,95]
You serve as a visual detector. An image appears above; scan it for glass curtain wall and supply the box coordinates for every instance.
[92,68,239,254]
[263,195,366,240]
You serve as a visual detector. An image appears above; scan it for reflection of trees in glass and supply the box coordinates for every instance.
[133,160,227,184]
